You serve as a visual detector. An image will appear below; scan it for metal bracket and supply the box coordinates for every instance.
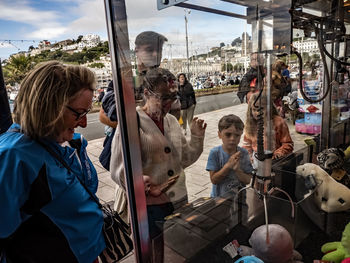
[157,0,188,10]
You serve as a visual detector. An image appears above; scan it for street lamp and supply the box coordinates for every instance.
[184,8,191,76]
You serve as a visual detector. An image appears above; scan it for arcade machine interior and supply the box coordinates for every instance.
[156,0,350,262]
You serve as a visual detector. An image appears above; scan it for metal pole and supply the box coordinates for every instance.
[244,23,247,74]
[104,0,150,261]
[185,9,190,75]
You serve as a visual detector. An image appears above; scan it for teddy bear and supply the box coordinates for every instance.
[296,163,350,213]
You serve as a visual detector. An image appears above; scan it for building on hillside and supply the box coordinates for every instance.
[38,40,51,49]
[293,38,319,54]
[87,55,112,90]
[161,56,222,77]
[11,51,30,58]
[241,32,252,56]
[82,34,101,48]
[52,39,74,49]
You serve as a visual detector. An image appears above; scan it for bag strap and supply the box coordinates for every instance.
[8,128,103,209]
[35,139,103,209]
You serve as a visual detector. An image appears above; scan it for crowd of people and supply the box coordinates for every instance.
[0,30,295,263]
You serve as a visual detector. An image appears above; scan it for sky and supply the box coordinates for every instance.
[0,0,250,61]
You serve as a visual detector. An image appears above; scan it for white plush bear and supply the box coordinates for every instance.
[296,163,350,213]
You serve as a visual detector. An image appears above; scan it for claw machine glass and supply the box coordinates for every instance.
[104,0,350,262]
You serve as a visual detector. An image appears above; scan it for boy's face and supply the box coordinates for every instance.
[218,125,243,151]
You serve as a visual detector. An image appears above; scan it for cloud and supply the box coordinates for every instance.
[67,0,107,34]
[30,27,67,39]
[0,42,14,49]
[0,0,61,28]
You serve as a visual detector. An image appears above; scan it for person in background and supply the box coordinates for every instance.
[134,31,168,104]
[99,81,118,133]
[271,60,290,117]
[97,89,105,105]
[0,61,105,262]
[178,73,196,135]
[98,80,118,171]
[238,52,265,103]
[206,114,253,197]
[282,63,292,95]
[110,67,206,262]
[105,31,170,219]
[243,93,294,168]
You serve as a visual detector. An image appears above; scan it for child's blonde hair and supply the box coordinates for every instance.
[245,93,278,138]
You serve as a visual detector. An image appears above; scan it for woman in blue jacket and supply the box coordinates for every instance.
[0,61,105,263]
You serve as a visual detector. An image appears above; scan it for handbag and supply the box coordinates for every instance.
[36,140,133,263]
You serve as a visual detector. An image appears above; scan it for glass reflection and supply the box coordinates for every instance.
[107,1,350,262]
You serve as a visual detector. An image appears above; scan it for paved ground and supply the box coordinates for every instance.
[88,103,309,205]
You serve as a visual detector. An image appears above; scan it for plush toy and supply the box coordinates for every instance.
[239,224,303,263]
[296,163,350,213]
[321,222,350,263]
[317,148,345,171]
[344,146,350,160]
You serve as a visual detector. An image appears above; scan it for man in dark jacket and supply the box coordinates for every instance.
[99,31,168,170]
[237,53,264,103]
[178,73,196,135]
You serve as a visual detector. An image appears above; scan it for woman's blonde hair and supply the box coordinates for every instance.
[14,61,95,139]
[244,92,278,138]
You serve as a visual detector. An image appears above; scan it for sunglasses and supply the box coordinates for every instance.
[66,105,91,121]
[147,88,178,103]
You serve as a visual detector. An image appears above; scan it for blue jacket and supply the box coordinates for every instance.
[0,124,105,263]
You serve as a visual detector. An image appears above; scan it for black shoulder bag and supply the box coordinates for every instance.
[36,140,133,263]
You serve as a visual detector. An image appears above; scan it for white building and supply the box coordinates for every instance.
[82,34,101,48]
[87,55,112,89]
[293,38,319,54]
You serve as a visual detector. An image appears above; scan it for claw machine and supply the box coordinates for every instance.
[104,0,350,262]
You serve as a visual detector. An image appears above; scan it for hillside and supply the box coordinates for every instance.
[3,41,111,85]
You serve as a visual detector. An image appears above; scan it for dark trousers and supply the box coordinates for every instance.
[147,203,174,263]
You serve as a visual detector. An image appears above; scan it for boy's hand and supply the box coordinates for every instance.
[190,117,207,137]
[226,151,241,170]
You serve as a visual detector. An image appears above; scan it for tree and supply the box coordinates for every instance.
[76,35,84,43]
[220,42,225,48]
[89,62,105,68]
[231,37,242,47]
[233,63,244,72]
[222,63,233,72]
[3,55,34,85]
[28,45,35,51]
